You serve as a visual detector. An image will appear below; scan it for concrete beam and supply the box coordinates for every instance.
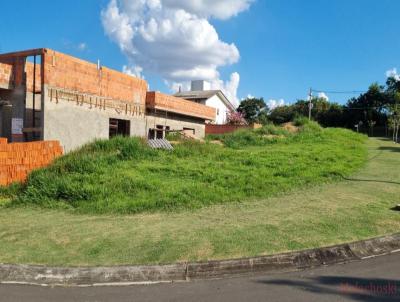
[0,49,46,61]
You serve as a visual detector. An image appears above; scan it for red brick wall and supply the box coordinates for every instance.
[25,62,42,93]
[0,138,63,186]
[205,124,249,135]
[0,63,12,88]
[0,61,41,92]
[146,91,216,120]
[43,50,148,105]
[0,57,26,88]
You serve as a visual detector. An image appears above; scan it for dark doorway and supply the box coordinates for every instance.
[148,129,155,140]
[109,119,130,138]
[156,125,164,139]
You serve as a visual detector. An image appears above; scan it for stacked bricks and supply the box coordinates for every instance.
[0,138,63,186]
[146,91,216,121]
[43,49,148,106]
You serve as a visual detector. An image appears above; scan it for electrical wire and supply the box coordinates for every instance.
[312,89,367,94]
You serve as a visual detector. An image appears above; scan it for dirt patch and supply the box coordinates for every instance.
[282,122,299,133]
[209,140,224,146]
[263,135,285,140]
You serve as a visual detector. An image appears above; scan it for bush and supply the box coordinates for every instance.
[293,116,310,127]
[165,132,182,141]
[300,120,323,133]
[0,182,23,199]
[255,124,290,136]
[209,124,292,148]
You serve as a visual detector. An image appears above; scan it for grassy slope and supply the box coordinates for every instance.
[0,137,398,266]
[10,125,366,214]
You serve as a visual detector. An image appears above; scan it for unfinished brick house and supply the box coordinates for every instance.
[0,48,215,152]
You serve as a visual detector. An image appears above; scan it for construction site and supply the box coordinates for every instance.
[0,48,216,153]
[0,48,217,185]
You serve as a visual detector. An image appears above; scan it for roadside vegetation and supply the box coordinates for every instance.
[0,137,398,266]
[4,121,366,214]
[238,74,400,143]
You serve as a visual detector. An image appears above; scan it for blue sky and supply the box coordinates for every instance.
[1,0,399,106]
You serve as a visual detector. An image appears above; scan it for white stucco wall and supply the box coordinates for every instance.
[205,95,230,125]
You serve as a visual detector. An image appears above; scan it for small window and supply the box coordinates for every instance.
[109,119,130,138]
[217,109,220,115]
[183,127,195,136]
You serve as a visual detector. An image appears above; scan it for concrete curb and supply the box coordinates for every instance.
[1,233,399,286]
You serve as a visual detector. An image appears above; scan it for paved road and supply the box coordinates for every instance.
[1,253,399,302]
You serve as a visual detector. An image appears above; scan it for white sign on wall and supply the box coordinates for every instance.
[11,118,23,135]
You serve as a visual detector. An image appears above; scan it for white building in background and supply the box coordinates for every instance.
[174,80,236,125]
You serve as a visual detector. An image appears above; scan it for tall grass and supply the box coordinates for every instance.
[10,126,367,214]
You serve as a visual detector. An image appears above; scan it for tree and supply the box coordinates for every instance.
[344,83,389,134]
[268,105,296,124]
[316,103,344,127]
[237,97,268,123]
[388,109,399,143]
[386,76,400,143]
[268,98,345,127]
[226,110,247,126]
[386,76,400,95]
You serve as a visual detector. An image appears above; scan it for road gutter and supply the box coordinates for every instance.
[0,233,399,286]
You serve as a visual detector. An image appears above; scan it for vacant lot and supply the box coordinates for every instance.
[0,132,398,266]
[7,123,366,214]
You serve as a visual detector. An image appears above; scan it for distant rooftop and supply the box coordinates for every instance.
[174,90,220,100]
[174,89,236,111]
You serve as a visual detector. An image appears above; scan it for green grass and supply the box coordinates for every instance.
[0,183,21,207]
[8,125,366,214]
[0,137,398,266]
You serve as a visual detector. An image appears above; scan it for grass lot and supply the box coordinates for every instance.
[0,134,398,266]
[7,123,366,214]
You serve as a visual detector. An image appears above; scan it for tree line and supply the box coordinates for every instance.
[234,75,400,143]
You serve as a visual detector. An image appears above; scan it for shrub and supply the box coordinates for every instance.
[255,124,290,136]
[293,116,310,127]
[222,129,265,148]
[300,120,323,133]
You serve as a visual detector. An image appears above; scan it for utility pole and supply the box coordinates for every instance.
[308,88,313,121]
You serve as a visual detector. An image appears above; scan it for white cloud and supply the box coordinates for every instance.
[386,68,400,81]
[62,40,88,52]
[77,43,87,51]
[161,0,254,20]
[166,80,191,93]
[317,92,329,101]
[101,0,250,106]
[122,65,144,79]
[267,99,285,110]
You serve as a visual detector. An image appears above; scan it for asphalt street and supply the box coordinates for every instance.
[1,252,399,302]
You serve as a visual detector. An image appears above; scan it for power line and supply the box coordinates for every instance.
[312,89,367,94]
[343,107,386,110]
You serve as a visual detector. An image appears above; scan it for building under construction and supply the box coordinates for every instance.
[0,48,216,152]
